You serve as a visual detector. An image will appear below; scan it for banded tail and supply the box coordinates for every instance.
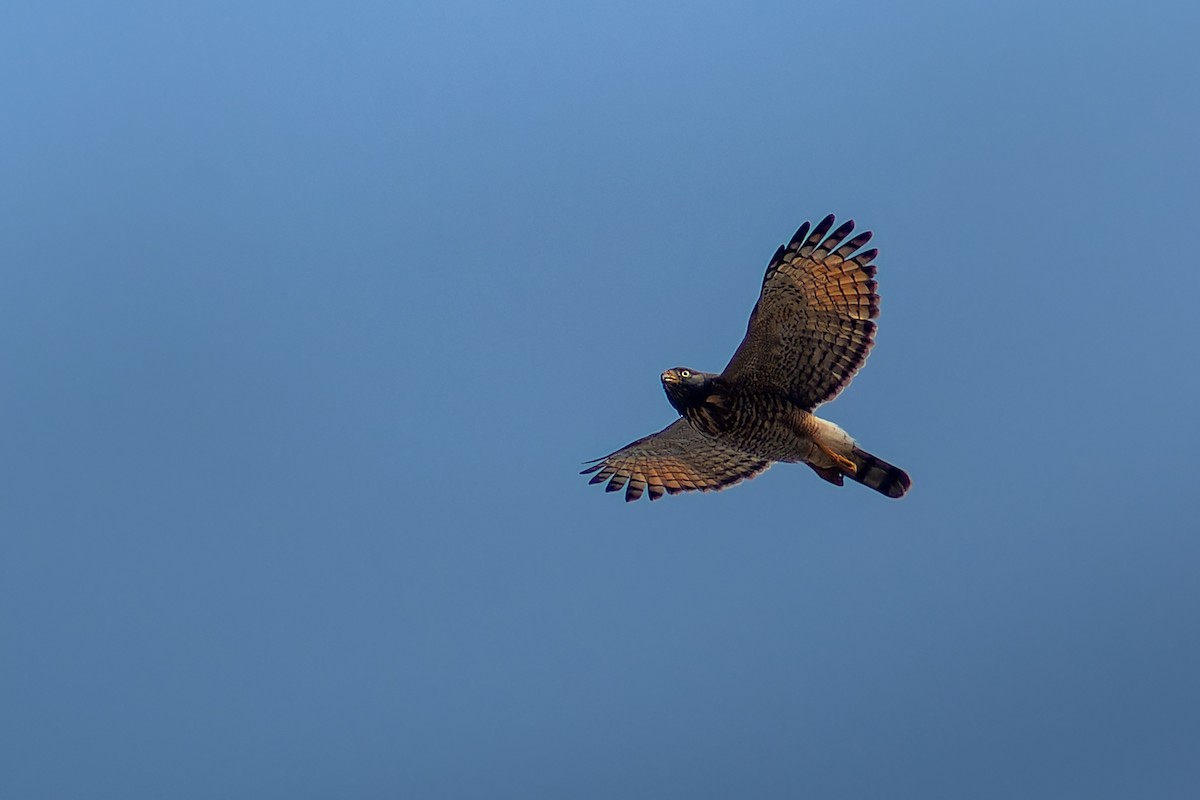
[849,446,911,498]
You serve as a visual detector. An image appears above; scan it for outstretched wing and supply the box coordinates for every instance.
[721,215,880,410]
[581,419,770,502]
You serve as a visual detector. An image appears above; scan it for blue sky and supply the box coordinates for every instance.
[3,1,1198,797]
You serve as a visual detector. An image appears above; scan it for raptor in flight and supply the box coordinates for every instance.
[582,214,911,502]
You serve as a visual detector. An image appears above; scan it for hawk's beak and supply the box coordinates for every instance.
[661,370,679,384]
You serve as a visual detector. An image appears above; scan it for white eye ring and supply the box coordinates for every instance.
[680,369,691,378]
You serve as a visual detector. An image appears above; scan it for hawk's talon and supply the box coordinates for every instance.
[816,441,857,475]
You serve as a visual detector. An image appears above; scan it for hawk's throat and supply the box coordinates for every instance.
[665,378,735,436]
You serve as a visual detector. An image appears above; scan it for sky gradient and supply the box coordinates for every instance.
[3,1,1199,797]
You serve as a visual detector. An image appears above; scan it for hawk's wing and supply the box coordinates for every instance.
[581,419,770,502]
[721,215,880,410]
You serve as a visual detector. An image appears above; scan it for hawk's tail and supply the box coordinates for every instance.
[848,446,911,499]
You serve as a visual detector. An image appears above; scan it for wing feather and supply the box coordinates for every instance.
[581,419,770,502]
[721,214,881,409]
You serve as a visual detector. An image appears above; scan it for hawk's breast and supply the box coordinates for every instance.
[692,391,811,463]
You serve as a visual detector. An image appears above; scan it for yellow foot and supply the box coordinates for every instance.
[833,453,857,474]
[817,443,857,474]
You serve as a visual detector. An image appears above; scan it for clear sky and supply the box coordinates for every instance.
[3,1,1198,797]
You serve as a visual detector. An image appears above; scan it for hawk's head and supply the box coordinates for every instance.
[661,367,716,414]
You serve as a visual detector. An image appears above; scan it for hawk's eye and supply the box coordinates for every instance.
[680,369,691,378]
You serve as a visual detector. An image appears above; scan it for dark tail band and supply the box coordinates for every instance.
[849,446,911,499]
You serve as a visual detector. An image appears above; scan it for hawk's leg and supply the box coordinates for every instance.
[816,441,857,475]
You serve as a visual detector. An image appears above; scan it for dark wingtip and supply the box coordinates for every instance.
[809,214,836,244]
[788,221,811,247]
[840,230,872,255]
[856,247,879,265]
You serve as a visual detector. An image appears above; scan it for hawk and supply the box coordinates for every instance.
[582,214,911,502]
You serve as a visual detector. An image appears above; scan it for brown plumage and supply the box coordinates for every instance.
[582,214,911,502]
